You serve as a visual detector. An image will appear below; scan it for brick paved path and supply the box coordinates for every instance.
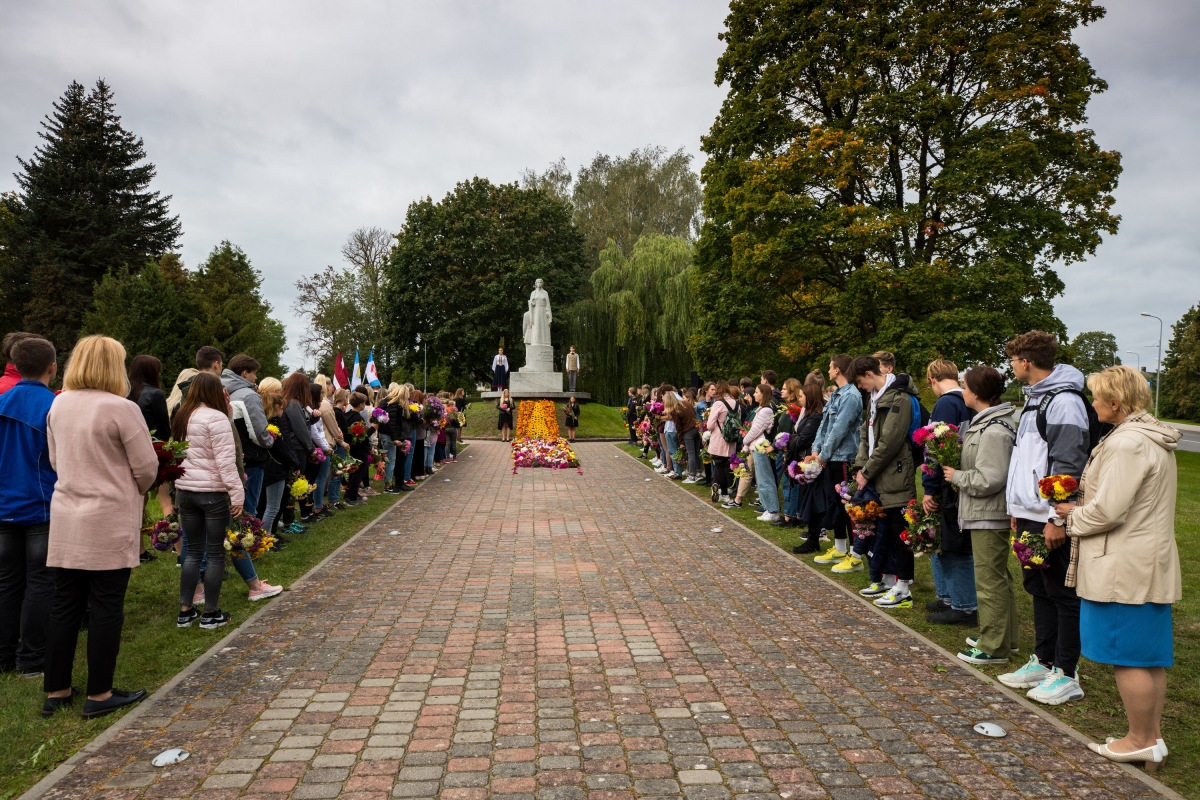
[36,442,1168,800]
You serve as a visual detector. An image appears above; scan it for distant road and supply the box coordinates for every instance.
[1170,421,1200,453]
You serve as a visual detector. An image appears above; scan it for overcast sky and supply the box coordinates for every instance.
[2,0,1196,373]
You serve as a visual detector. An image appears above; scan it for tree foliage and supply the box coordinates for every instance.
[383,178,586,383]
[691,0,1122,378]
[566,235,695,404]
[1,79,181,349]
[191,242,287,377]
[1161,305,1200,421]
[1064,330,1120,378]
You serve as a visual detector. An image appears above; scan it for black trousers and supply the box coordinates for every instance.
[1017,517,1080,676]
[43,567,131,696]
[822,461,852,541]
[711,455,732,494]
[0,522,55,672]
[346,446,372,500]
[178,490,230,612]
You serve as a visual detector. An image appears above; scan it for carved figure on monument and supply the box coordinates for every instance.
[522,278,552,348]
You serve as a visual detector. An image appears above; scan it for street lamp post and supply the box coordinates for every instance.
[1141,313,1163,416]
[1125,350,1140,371]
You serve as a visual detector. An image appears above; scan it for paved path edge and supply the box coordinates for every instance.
[610,443,1188,800]
[17,491,412,800]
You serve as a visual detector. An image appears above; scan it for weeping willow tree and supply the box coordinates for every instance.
[566,234,695,404]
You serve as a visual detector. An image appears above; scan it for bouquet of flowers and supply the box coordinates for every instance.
[673,447,687,465]
[265,423,281,444]
[511,437,581,472]
[701,429,711,443]
[1038,474,1079,502]
[913,422,962,476]
[786,401,803,421]
[151,437,189,488]
[773,432,790,450]
[1012,529,1051,569]
[400,438,412,455]
[408,402,422,414]
[637,417,655,446]
[373,448,388,482]
[371,407,389,425]
[150,515,182,551]
[701,451,713,465]
[332,453,361,478]
[456,411,466,427]
[423,396,447,426]
[646,401,664,416]
[838,481,885,540]
[290,476,312,498]
[348,420,368,444]
[751,438,772,455]
[308,447,327,464]
[499,401,510,412]
[224,513,274,561]
[901,498,940,556]
[788,459,823,484]
[731,451,749,481]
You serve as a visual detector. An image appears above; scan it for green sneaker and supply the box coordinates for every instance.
[957,647,1007,665]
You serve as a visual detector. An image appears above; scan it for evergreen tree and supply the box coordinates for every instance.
[192,242,287,377]
[1,79,180,348]
[1160,305,1200,421]
[692,0,1121,377]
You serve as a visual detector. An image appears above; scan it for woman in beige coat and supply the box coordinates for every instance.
[42,336,158,720]
[1055,366,1181,770]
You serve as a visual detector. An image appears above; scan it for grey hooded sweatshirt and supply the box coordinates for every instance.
[1005,364,1090,522]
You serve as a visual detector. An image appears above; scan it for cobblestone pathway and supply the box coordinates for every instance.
[36,442,1169,800]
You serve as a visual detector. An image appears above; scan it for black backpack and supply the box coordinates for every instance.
[1023,387,1112,454]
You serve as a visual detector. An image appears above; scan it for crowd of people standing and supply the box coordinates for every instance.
[630,332,1182,771]
[0,332,465,721]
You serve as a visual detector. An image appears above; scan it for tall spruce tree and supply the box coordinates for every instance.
[692,0,1121,377]
[2,79,181,348]
[1160,305,1200,421]
[193,242,287,377]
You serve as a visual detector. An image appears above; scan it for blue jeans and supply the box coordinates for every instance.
[665,431,683,477]
[262,480,286,535]
[752,451,779,513]
[243,464,265,519]
[938,551,978,612]
[313,456,331,511]
[782,481,800,518]
[403,431,416,482]
[327,446,346,506]
[380,434,397,484]
[424,436,436,471]
[931,553,951,603]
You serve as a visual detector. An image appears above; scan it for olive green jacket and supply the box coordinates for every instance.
[854,374,920,509]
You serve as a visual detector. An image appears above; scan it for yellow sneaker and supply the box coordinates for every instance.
[830,554,864,573]
[813,547,844,565]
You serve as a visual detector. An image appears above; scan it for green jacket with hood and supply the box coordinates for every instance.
[854,373,920,509]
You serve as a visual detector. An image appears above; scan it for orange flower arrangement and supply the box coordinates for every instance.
[514,400,560,440]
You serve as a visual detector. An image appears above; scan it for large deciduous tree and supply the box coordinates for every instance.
[1160,306,1200,421]
[566,235,695,404]
[692,0,1122,377]
[384,178,586,383]
[2,80,181,349]
[1065,330,1120,378]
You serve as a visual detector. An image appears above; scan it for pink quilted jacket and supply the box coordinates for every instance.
[174,405,245,505]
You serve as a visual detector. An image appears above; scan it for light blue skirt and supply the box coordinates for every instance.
[1080,599,1173,668]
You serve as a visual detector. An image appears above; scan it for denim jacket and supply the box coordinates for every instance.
[811,382,862,464]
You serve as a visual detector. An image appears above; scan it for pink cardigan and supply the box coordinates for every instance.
[46,390,159,570]
[174,405,245,505]
[705,398,739,458]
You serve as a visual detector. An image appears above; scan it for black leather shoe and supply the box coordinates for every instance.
[41,687,81,718]
[926,608,978,626]
[925,598,952,612]
[82,688,147,719]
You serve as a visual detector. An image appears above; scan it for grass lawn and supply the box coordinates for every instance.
[0,444,469,800]
[620,444,1200,798]
[462,401,629,440]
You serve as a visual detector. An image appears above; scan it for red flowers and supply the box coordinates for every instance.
[152,438,189,489]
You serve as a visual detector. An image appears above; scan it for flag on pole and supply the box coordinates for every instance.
[333,350,349,390]
[350,348,362,391]
[365,347,381,388]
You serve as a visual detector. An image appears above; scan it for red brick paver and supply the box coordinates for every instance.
[35,442,1168,800]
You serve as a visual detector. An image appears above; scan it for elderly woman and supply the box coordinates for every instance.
[42,336,159,719]
[1055,365,1181,770]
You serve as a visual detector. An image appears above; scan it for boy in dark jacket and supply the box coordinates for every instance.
[0,335,58,677]
[922,360,976,625]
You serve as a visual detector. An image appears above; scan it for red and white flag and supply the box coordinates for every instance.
[333,350,349,390]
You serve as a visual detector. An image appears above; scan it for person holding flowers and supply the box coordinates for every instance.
[705,381,739,504]
[1000,331,1090,705]
[127,354,172,564]
[741,384,781,522]
[564,395,581,445]
[782,382,826,549]
[300,382,333,522]
[1053,366,1181,769]
[314,375,347,504]
[920,359,977,625]
[496,388,514,442]
[808,355,862,568]
[173,372,244,631]
[943,366,1019,665]
[259,382,298,541]
[342,392,374,504]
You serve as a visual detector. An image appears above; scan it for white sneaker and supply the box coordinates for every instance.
[1026,667,1084,705]
[682,476,698,484]
[757,511,780,522]
[998,655,1051,689]
[650,458,662,467]
[966,636,1019,654]
[872,588,912,608]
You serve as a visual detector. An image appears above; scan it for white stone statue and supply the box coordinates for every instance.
[522,278,552,347]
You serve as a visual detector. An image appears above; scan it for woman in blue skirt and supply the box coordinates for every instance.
[1056,366,1181,772]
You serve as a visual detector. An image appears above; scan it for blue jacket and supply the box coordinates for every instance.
[0,380,57,524]
[811,382,862,464]
[921,389,974,496]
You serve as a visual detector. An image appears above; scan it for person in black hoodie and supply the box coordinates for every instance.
[280,373,315,532]
[259,388,297,541]
[783,383,825,549]
[383,386,413,492]
[921,359,978,625]
[342,393,374,504]
[127,355,172,563]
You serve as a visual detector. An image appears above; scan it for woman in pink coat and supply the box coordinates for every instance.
[42,336,158,720]
[172,372,244,631]
[705,380,740,504]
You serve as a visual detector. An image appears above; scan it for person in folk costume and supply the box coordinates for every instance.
[491,348,509,391]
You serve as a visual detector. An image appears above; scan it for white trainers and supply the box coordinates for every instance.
[966,636,1019,654]
[682,476,698,484]
[757,511,780,522]
[872,588,912,608]
[654,466,669,474]
[1026,667,1084,705]
[998,655,1051,689]
[650,458,662,467]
